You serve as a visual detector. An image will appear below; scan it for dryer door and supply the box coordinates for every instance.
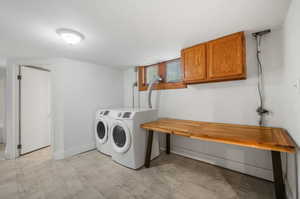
[111,121,131,153]
[95,118,109,144]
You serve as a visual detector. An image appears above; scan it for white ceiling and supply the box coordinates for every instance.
[0,0,291,68]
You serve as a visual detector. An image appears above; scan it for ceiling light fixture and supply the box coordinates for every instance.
[56,28,85,45]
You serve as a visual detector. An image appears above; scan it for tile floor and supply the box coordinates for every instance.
[0,148,275,199]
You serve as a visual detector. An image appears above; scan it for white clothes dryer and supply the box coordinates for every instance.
[110,108,160,169]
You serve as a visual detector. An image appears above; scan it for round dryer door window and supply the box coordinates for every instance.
[111,121,131,153]
[95,119,108,144]
[113,126,126,147]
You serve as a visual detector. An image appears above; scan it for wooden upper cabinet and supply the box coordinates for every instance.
[207,32,246,81]
[182,43,206,83]
[181,31,246,84]
[138,32,246,90]
[138,66,147,91]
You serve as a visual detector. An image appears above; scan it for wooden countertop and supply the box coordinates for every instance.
[141,118,296,153]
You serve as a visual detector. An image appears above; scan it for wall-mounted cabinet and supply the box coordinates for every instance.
[182,32,246,84]
[182,43,207,84]
[137,32,246,91]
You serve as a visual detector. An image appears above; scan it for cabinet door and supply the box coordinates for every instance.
[182,44,206,83]
[138,66,147,91]
[207,32,246,81]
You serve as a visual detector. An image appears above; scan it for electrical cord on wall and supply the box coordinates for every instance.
[254,33,269,126]
[256,36,264,109]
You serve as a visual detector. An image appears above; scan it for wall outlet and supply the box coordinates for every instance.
[293,79,300,93]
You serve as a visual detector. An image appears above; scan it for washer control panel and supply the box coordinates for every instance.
[103,110,110,116]
[99,110,110,116]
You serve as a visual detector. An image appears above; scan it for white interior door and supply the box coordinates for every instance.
[21,67,50,154]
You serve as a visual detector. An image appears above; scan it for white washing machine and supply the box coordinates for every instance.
[95,109,113,156]
[110,108,160,169]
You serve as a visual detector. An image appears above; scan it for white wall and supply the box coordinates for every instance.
[0,58,6,144]
[5,58,124,159]
[5,61,18,159]
[0,68,5,124]
[280,0,300,198]
[0,68,6,143]
[124,31,284,181]
[59,59,124,158]
[0,58,6,67]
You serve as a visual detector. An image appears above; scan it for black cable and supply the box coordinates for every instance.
[257,45,263,109]
[256,36,264,126]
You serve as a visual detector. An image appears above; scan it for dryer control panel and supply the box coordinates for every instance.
[123,112,132,118]
[116,111,134,119]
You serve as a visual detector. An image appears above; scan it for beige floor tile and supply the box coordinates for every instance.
[0,148,275,199]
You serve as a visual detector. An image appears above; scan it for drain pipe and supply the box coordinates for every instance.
[148,76,162,109]
[132,82,137,108]
[133,67,140,109]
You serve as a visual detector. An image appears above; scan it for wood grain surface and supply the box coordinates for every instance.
[141,118,296,153]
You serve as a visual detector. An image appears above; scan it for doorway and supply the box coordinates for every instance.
[18,65,51,157]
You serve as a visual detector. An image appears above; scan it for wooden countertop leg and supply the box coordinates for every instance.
[145,130,153,168]
[166,134,170,154]
[271,151,286,199]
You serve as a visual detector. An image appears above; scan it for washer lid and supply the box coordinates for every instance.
[111,121,131,153]
[95,118,109,144]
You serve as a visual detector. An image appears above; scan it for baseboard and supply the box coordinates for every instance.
[161,145,273,181]
[63,143,96,159]
[53,150,64,160]
[285,178,295,199]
